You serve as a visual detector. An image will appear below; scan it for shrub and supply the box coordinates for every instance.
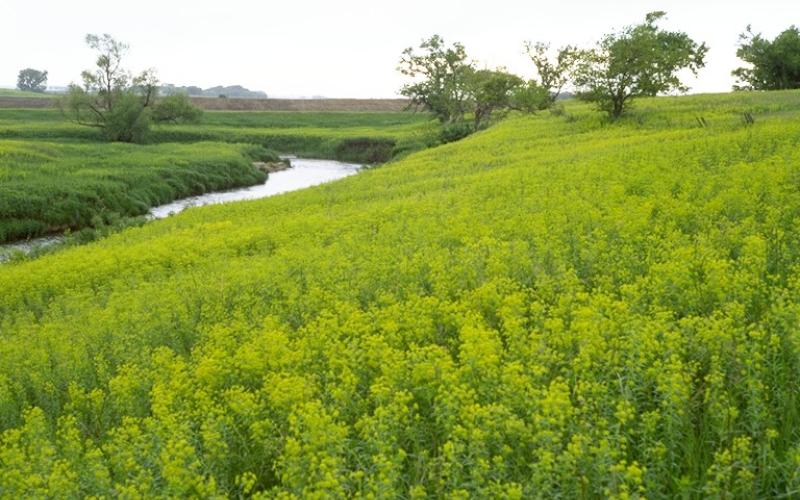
[335,137,396,163]
[152,94,203,124]
[439,122,473,144]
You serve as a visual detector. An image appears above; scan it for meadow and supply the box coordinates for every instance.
[1,90,800,497]
[0,108,437,162]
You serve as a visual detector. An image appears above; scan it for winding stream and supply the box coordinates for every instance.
[0,157,362,262]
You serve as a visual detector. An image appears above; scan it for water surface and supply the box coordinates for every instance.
[149,158,361,219]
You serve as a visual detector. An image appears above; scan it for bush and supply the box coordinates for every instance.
[102,92,152,143]
[439,122,473,144]
[152,94,203,124]
[510,82,551,113]
[335,137,396,163]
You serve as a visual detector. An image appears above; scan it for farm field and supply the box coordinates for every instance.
[0,88,53,99]
[1,90,800,497]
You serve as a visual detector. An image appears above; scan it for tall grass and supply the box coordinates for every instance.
[0,141,268,242]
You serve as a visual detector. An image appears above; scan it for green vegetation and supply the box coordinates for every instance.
[0,108,434,243]
[522,41,579,105]
[150,94,204,124]
[733,25,800,90]
[399,12,714,126]
[572,11,708,118]
[16,68,48,93]
[0,141,268,243]
[0,108,437,162]
[399,35,545,132]
[1,90,800,497]
[62,34,203,143]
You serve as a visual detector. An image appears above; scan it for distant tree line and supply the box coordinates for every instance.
[399,13,800,137]
[161,84,268,99]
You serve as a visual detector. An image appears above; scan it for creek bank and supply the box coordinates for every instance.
[1,157,362,262]
[252,159,292,174]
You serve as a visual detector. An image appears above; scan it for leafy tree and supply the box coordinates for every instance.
[398,35,475,124]
[524,42,578,105]
[572,12,707,118]
[16,68,48,92]
[508,81,551,113]
[732,25,800,90]
[470,69,525,129]
[100,91,153,143]
[61,34,161,142]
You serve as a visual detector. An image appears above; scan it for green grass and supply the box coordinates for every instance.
[0,140,268,243]
[2,90,800,497]
[0,108,438,161]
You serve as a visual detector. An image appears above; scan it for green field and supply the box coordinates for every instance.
[1,90,800,497]
[0,108,437,161]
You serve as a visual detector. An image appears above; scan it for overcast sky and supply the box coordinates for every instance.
[3,0,796,98]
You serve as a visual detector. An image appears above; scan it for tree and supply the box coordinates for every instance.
[572,12,707,118]
[16,68,48,92]
[732,25,800,90]
[398,35,475,123]
[524,42,578,105]
[508,81,551,113]
[61,34,160,142]
[469,69,525,129]
[61,34,146,141]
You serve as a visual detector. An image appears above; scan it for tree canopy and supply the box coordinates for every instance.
[524,42,578,104]
[572,12,707,118]
[16,68,48,93]
[733,25,800,90]
[398,35,475,124]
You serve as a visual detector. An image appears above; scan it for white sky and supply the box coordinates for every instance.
[3,0,797,98]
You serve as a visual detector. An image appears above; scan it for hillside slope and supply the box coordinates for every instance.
[1,91,800,497]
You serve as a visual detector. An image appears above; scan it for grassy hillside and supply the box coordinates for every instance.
[1,90,800,497]
[0,141,269,243]
[0,109,437,162]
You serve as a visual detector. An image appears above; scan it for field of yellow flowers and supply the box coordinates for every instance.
[1,90,800,497]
